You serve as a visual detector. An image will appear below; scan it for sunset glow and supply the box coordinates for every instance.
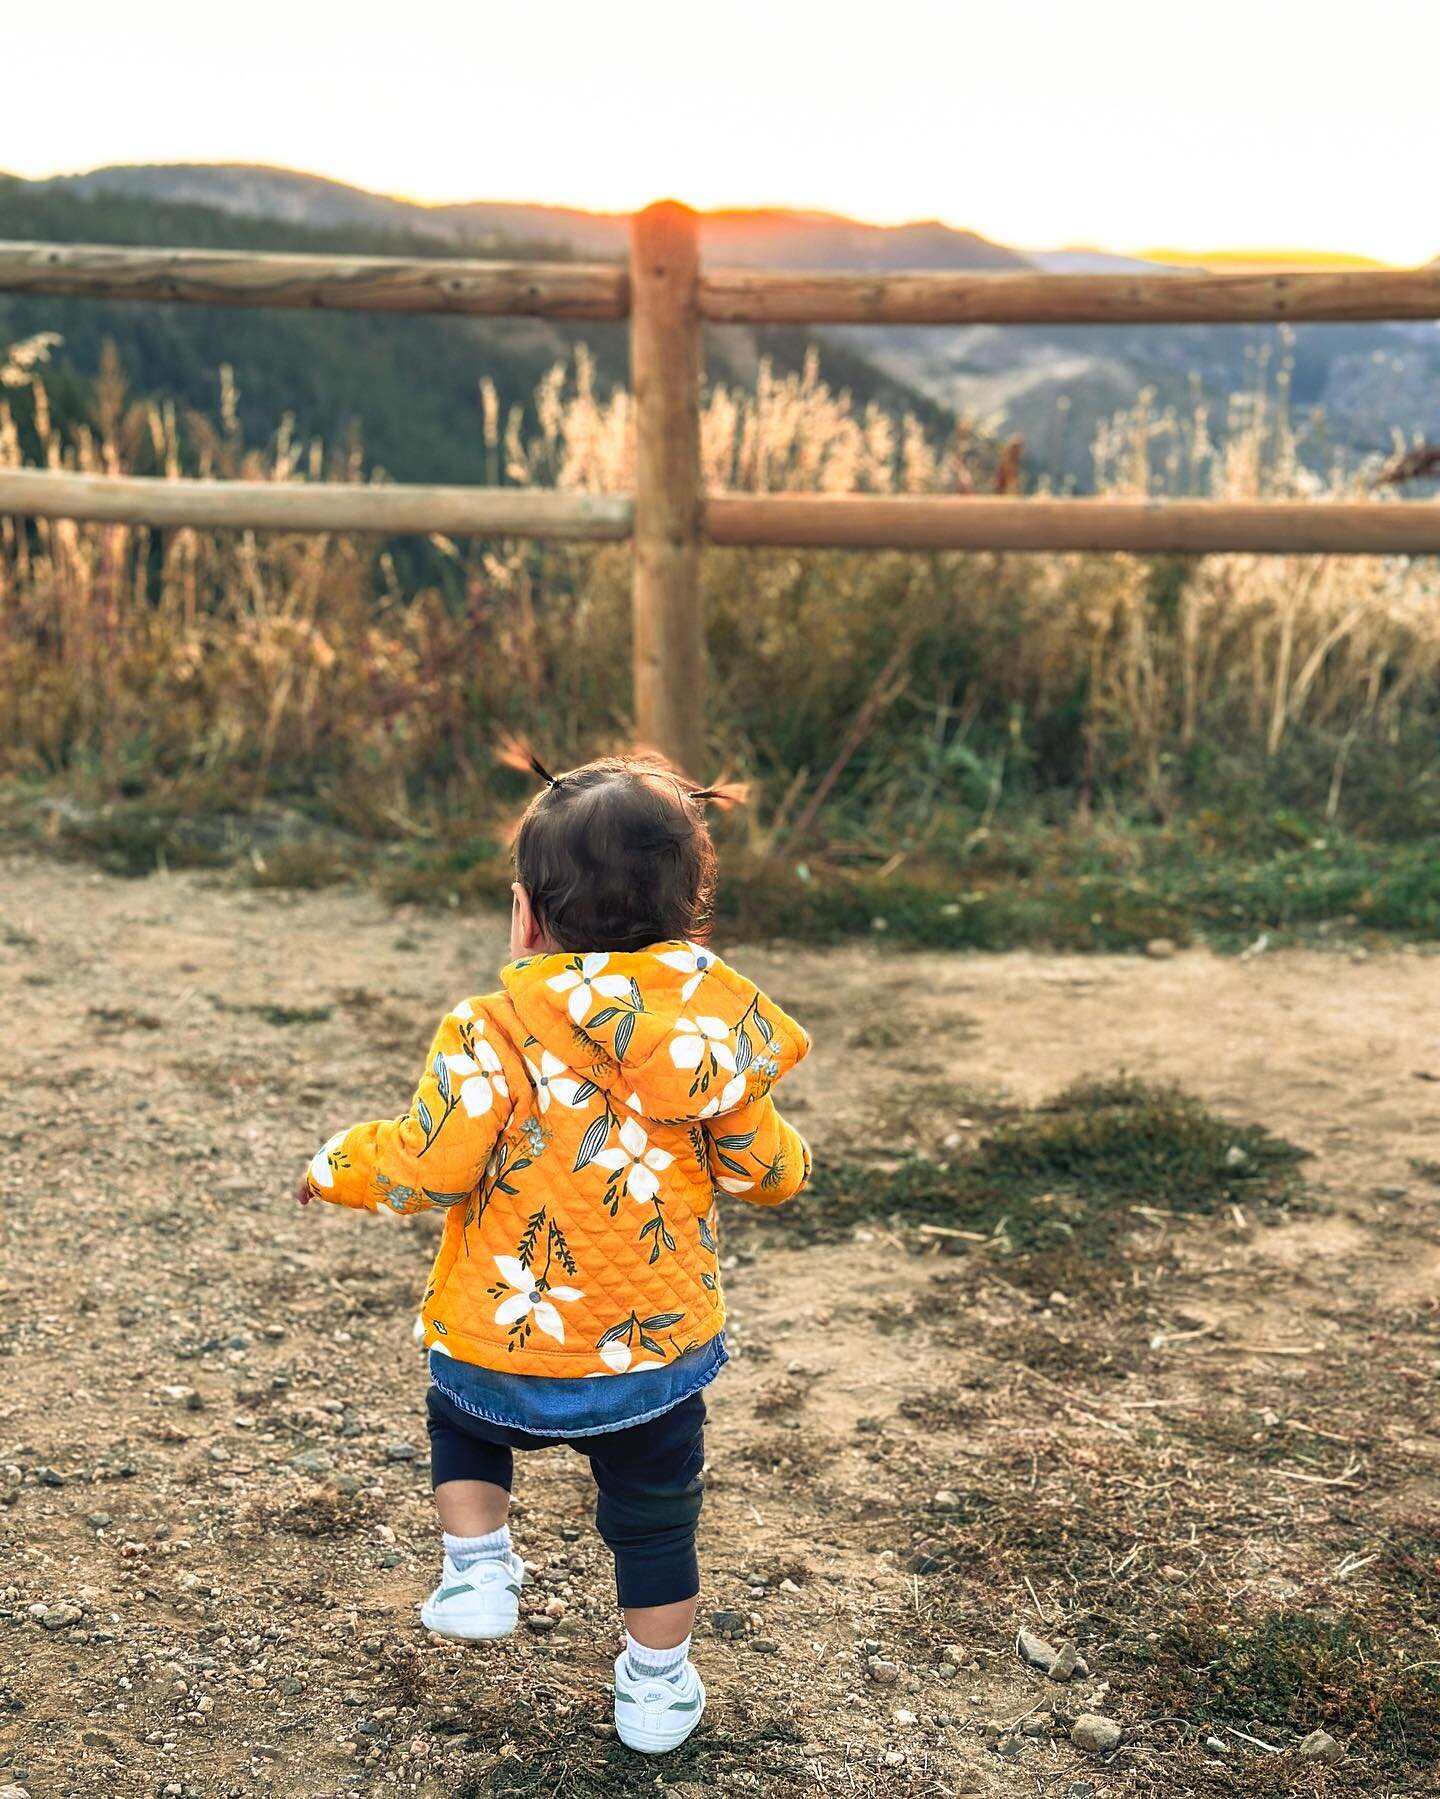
[5,0,1440,265]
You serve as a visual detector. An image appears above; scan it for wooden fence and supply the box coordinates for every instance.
[3,203,1440,775]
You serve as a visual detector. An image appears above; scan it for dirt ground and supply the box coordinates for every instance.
[1,854,1437,1799]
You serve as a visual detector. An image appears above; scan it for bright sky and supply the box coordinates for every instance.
[4,0,1438,264]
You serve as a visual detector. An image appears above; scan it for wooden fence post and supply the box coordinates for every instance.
[630,201,704,779]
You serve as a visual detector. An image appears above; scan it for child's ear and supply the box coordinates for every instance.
[511,882,546,952]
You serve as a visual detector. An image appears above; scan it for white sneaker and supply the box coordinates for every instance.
[419,1551,524,1640]
[613,1650,707,1754]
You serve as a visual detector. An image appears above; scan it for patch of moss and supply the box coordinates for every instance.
[1132,1609,1440,1769]
[765,1077,1306,1257]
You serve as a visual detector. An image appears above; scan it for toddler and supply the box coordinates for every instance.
[297,752,811,1753]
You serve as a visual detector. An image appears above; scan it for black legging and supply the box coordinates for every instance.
[425,1383,706,1609]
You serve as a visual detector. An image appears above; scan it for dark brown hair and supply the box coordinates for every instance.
[508,750,744,952]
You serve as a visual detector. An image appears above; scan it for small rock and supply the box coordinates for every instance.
[524,1614,557,1634]
[559,1527,581,1542]
[992,1734,1024,1760]
[932,1489,960,1509]
[385,1442,418,1462]
[1017,1627,1055,1668]
[40,1605,83,1630]
[1047,1639,1081,1682]
[710,1609,746,1638]
[778,1577,802,1594]
[1063,1785,1097,1799]
[893,1709,918,1725]
[1204,1736,1227,1755]
[1298,1729,1343,1764]
[0,1787,30,1799]
[1070,1713,1121,1755]
[1145,937,1177,959]
[1021,1716,1049,1736]
[1224,1145,1249,1170]
[588,1722,616,1739]
[34,1467,65,1488]
[286,1448,332,1477]
[85,1512,112,1530]
[867,1657,901,1685]
[750,1637,779,1654]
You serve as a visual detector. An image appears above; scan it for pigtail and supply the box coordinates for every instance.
[688,779,750,809]
[497,731,561,790]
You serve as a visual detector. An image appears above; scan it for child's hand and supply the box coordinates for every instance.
[294,1175,312,1207]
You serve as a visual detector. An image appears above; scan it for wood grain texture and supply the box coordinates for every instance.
[703,495,1440,554]
[630,202,705,778]
[0,470,634,538]
[0,240,628,319]
[698,267,1440,326]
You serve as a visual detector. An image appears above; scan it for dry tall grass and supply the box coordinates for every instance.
[2,334,1437,843]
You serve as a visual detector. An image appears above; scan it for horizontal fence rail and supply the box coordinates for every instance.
[0,241,629,320]
[0,470,633,538]
[6,471,1436,557]
[703,495,1440,555]
[7,240,1440,327]
[696,267,1440,326]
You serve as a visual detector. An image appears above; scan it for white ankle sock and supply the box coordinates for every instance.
[626,1631,690,1682]
[443,1526,511,1571]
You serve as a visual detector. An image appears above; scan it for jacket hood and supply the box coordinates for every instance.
[501,942,808,1123]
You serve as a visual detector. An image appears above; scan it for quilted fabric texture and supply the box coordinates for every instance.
[306,942,811,1375]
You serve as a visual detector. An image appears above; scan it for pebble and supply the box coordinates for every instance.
[524,1614,557,1634]
[893,1709,917,1726]
[1070,1713,1121,1755]
[34,1467,65,1488]
[40,1605,83,1630]
[749,1637,779,1654]
[0,1786,28,1798]
[1298,1728,1343,1764]
[1145,937,1177,959]
[710,1610,746,1638]
[385,1442,418,1462]
[286,1448,332,1477]
[1016,1627,1089,1681]
[85,1512,112,1530]
[866,1657,900,1684]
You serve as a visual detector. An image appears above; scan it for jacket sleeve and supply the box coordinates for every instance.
[704,1092,811,1208]
[305,1002,515,1214]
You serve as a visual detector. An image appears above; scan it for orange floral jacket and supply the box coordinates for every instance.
[306,944,811,1376]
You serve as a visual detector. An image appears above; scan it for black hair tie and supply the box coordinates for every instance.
[529,753,561,789]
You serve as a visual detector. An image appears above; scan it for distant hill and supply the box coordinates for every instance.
[0,173,954,486]
[43,164,1034,273]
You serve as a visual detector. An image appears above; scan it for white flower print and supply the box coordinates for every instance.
[592,1340,666,1374]
[547,952,634,1024]
[449,998,476,1022]
[593,1117,674,1203]
[491,1255,583,1344]
[442,1025,509,1118]
[524,1050,592,1113]
[308,1131,346,1189]
[653,941,717,1003]
[699,1072,748,1118]
[669,1016,736,1073]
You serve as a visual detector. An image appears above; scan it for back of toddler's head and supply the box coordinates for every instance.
[510,751,744,953]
